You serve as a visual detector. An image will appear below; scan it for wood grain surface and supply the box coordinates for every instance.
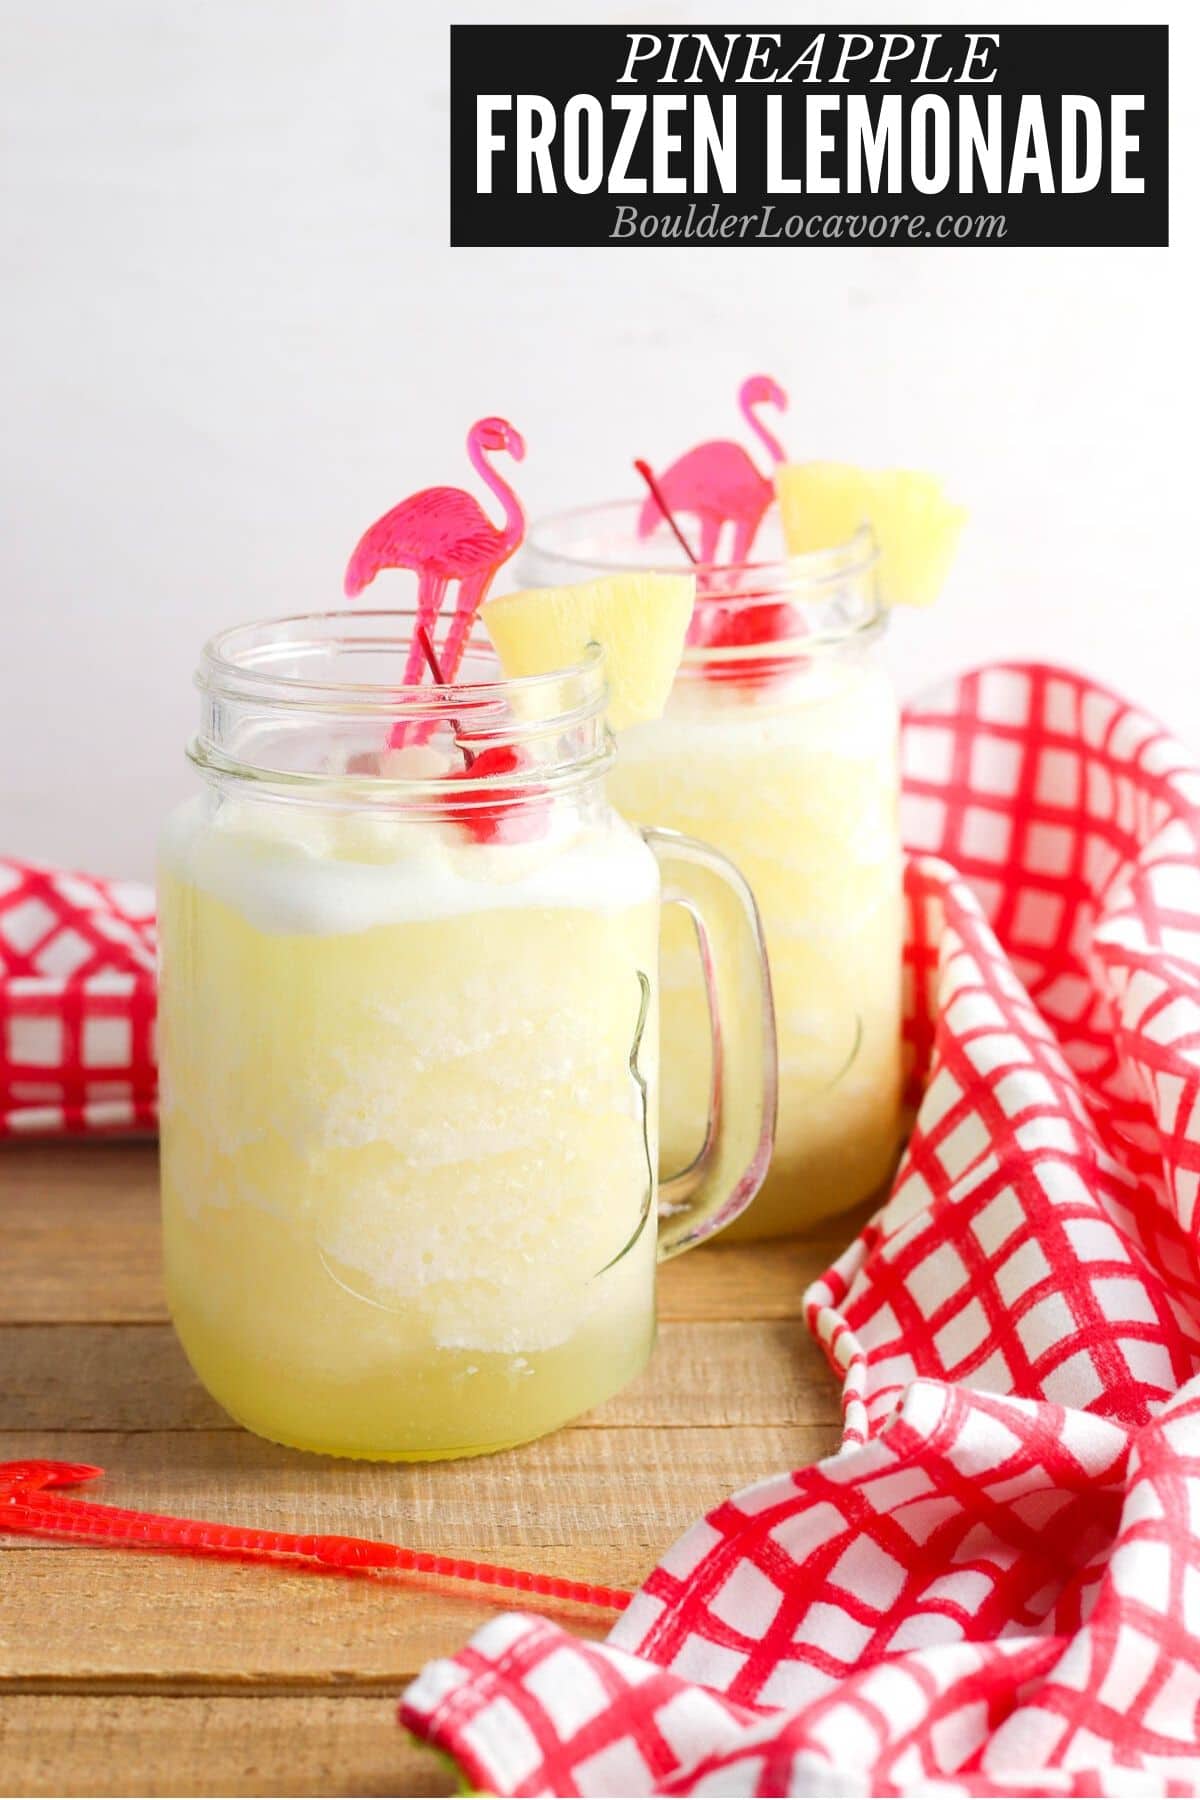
[0,1142,848,1796]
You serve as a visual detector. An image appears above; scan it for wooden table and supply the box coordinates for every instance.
[0,1142,846,1797]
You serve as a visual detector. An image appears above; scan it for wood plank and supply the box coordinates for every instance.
[0,1140,861,1324]
[0,1143,162,1325]
[0,1427,830,1685]
[659,1231,852,1321]
[0,1695,455,1797]
[0,1426,835,1559]
[0,1321,841,1433]
[0,1550,613,1689]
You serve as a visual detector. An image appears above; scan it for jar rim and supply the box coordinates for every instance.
[190,608,614,805]
[520,506,885,661]
[198,607,606,721]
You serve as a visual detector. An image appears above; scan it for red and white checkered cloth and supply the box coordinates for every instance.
[6,663,1200,1792]
[0,862,155,1135]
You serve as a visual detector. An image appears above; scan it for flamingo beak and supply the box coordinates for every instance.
[343,555,369,599]
[771,380,788,410]
[509,429,527,463]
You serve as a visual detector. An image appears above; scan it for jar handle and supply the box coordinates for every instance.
[642,827,777,1260]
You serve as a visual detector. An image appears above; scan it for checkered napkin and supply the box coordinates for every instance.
[0,862,156,1134]
[401,665,1200,1797]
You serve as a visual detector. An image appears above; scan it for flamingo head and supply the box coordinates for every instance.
[740,373,788,415]
[471,416,526,462]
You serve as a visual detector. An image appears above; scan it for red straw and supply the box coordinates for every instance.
[416,623,448,684]
[633,458,700,566]
[0,1461,632,1613]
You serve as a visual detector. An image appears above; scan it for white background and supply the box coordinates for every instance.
[1,0,1194,880]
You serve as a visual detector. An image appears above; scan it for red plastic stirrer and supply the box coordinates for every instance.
[0,1461,632,1612]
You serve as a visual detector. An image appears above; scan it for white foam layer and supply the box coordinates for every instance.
[160,796,658,936]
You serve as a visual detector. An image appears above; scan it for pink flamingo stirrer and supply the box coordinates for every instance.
[343,416,527,724]
[637,374,788,566]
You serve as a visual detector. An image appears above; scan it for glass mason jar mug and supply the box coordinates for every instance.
[522,510,903,1238]
[157,611,776,1460]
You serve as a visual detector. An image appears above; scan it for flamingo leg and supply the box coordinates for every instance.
[696,516,722,566]
[390,570,451,747]
[692,515,728,598]
[403,570,449,685]
[440,570,490,685]
[730,504,768,567]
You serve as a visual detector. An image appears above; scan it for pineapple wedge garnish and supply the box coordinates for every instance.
[483,573,695,731]
[775,462,966,608]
